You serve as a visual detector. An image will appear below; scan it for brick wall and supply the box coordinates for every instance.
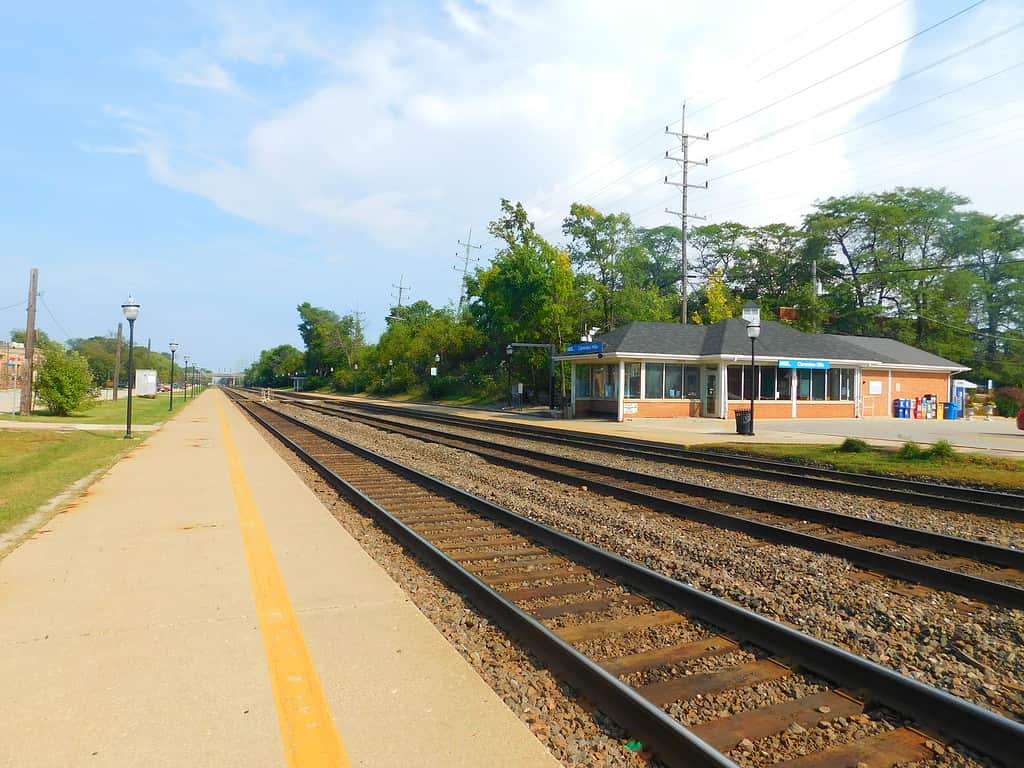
[860,370,951,417]
[721,401,859,418]
[626,400,701,418]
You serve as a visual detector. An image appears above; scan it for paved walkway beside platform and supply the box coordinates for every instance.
[0,389,558,768]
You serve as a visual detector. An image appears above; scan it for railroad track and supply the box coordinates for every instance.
[228,392,1024,768]
[269,389,1024,521]
[259,391,1024,610]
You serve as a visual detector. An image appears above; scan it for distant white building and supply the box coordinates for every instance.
[135,369,157,397]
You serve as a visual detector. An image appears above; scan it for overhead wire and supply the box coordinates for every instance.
[543,20,1021,226]
[710,0,987,133]
[704,56,1024,184]
[700,109,1024,220]
[527,0,910,216]
[705,20,1024,164]
[0,299,27,312]
[39,292,72,340]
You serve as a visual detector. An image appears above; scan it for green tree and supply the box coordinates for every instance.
[34,344,95,416]
[703,270,741,323]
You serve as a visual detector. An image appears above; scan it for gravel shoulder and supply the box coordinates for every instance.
[354,408,1024,549]
[280,404,1024,724]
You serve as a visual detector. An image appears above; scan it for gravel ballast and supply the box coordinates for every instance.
[278,404,1024,725]
[346,407,1024,550]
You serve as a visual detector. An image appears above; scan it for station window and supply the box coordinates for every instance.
[759,366,776,399]
[727,366,743,400]
[665,364,683,398]
[591,364,617,399]
[625,363,641,399]
[829,368,854,400]
[684,366,700,398]
[777,368,793,400]
[574,365,592,398]
[644,363,664,399]
[797,369,827,400]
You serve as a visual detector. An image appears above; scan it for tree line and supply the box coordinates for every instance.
[244,186,1024,403]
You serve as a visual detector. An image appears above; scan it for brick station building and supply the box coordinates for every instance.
[557,319,968,421]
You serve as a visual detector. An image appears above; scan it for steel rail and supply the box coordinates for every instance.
[271,390,1023,520]
[281,397,1024,610]
[231,392,1024,766]
[231,395,738,768]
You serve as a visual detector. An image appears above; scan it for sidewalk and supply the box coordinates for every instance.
[0,389,557,767]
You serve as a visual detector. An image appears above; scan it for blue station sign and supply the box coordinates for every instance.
[565,341,604,355]
[778,359,831,370]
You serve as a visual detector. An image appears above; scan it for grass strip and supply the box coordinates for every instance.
[705,441,1024,490]
[0,430,140,533]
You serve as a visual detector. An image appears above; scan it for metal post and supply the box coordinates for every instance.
[113,322,122,402]
[664,106,708,325]
[19,268,38,416]
[549,347,555,410]
[125,319,135,439]
[750,337,756,436]
[169,349,176,411]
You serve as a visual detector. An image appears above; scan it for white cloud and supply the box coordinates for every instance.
[105,0,1024,313]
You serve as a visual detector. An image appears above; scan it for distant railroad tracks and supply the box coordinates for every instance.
[262,391,1024,610]
[273,389,1024,522]
[227,391,1024,768]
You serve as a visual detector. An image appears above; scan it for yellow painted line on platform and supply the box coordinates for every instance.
[218,402,351,768]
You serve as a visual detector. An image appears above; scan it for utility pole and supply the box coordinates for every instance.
[454,227,482,314]
[113,323,123,401]
[387,276,410,324]
[19,268,38,416]
[665,103,709,324]
[392,275,410,310]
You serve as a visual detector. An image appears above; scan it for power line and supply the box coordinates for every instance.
[754,1,909,85]
[917,314,1024,341]
[561,47,1023,226]
[707,21,1024,165]
[38,292,72,340]
[0,299,27,312]
[701,106,1024,219]
[710,0,986,133]
[527,0,915,217]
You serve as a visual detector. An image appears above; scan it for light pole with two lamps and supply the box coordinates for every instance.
[168,342,178,411]
[121,295,140,439]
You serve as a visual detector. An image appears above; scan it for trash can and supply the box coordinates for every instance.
[943,402,956,420]
[735,409,753,435]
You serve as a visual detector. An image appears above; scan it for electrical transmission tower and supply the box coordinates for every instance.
[665,102,709,324]
[454,227,482,314]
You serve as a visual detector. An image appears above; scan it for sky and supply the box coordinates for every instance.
[2,0,1022,371]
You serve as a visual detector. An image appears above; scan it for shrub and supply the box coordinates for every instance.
[897,441,925,460]
[928,439,955,460]
[35,346,95,416]
[838,437,871,453]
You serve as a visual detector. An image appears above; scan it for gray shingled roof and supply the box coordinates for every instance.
[826,335,965,368]
[575,319,964,368]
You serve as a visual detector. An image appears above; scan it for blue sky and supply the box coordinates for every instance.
[3,1,1022,371]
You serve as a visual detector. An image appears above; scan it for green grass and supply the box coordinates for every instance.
[704,441,1024,490]
[7,390,202,425]
[0,430,140,534]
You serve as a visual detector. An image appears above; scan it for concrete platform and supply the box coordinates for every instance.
[0,389,558,768]
[302,392,1024,457]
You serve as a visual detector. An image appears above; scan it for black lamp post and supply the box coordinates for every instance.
[168,342,178,411]
[183,356,190,400]
[121,295,140,439]
[744,306,761,436]
[505,344,513,407]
